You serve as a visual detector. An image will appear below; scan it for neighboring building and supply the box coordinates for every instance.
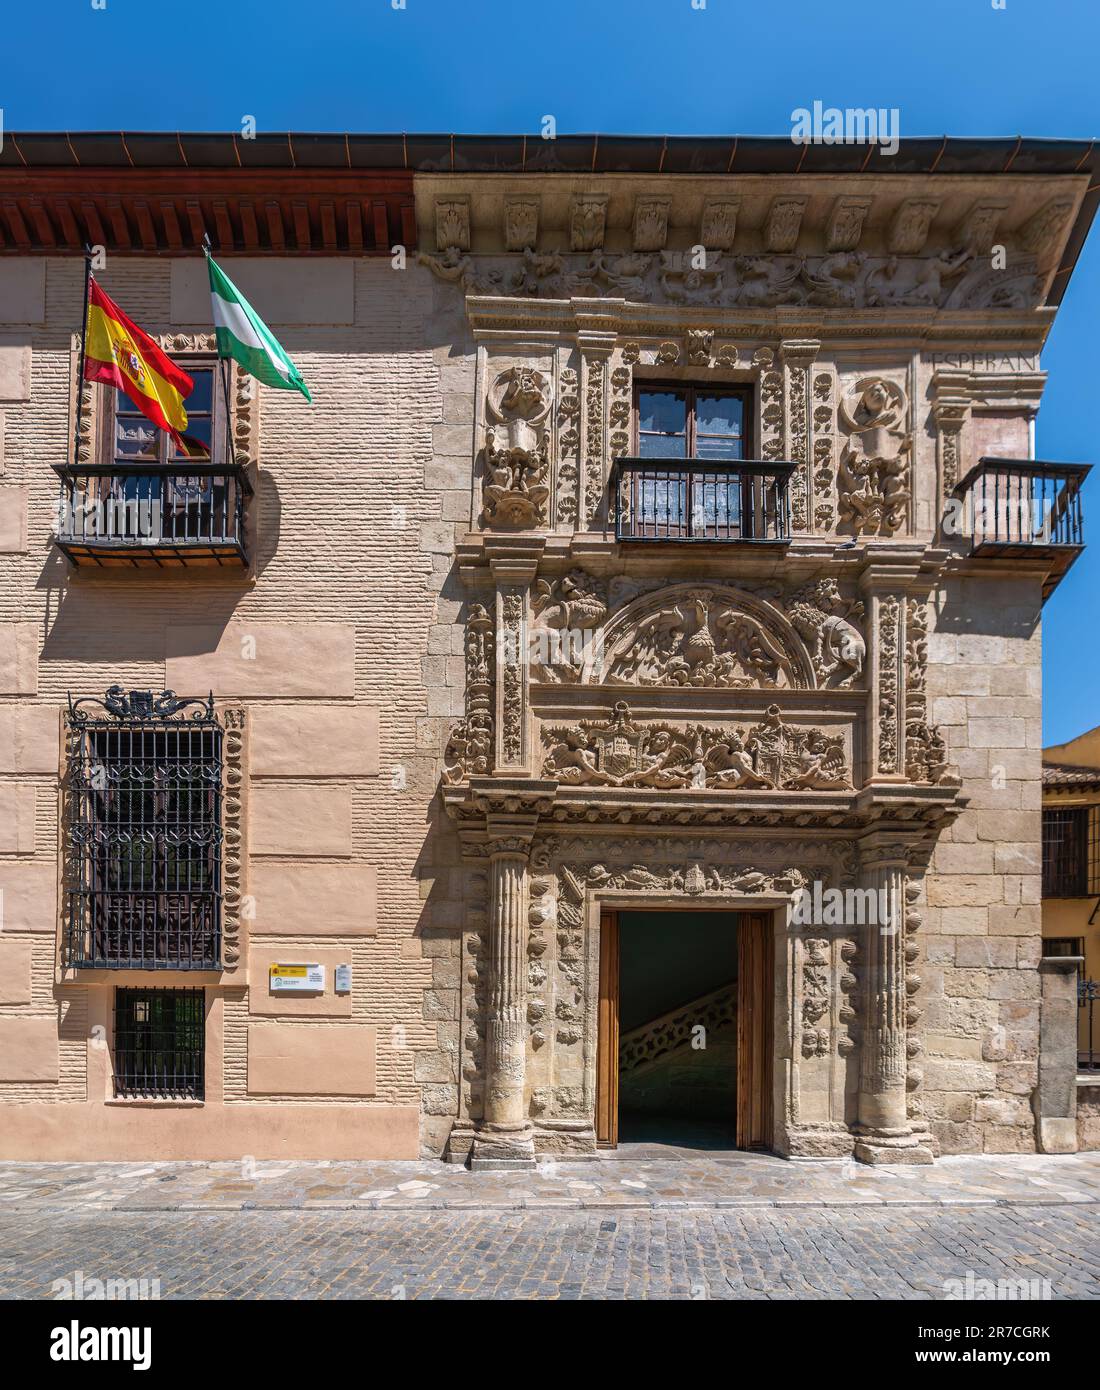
[1042,726,1100,1148]
[0,132,1095,1165]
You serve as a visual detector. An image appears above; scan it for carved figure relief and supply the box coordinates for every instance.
[420,244,1043,311]
[788,579,866,688]
[530,572,608,683]
[542,701,851,792]
[483,366,552,527]
[594,583,814,690]
[837,377,911,535]
[443,604,494,784]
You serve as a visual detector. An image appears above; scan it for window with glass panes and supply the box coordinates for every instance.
[635,385,751,461]
[632,384,755,538]
[101,362,227,541]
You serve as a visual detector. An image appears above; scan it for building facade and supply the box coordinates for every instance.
[1041,726,1100,1149]
[0,132,1094,1165]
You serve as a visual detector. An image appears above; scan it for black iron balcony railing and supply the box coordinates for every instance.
[951,457,1090,598]
[51,462,251,568]
[612,458,795,544]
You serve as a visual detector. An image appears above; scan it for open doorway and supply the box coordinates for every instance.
[596,909,773,1151]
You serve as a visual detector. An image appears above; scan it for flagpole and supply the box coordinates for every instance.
[72,245,93,470]
[203,236,238,472]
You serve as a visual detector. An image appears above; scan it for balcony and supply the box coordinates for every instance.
[612,458,795,544]
[52,462,251,568]
[951,457,1090,599]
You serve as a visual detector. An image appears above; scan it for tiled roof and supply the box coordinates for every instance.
[1043,762,1100,787]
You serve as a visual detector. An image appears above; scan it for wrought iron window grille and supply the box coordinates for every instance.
[113,987,206,1099]
[63,689,223,970]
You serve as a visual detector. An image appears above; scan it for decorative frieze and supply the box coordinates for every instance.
[811,369,837,530]
[876,595,901,776]
[781,340,817,531]
[581,351,607,527]
[554,364,580,529]
[542,701,851,791]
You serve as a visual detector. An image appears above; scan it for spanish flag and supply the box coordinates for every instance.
[83,278,193,447]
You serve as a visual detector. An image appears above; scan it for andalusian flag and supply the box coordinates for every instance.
[207,254,311,402]
[83,278,194,447]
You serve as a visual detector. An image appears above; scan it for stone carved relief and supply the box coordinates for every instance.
[837,377,911,535]
[483,367,552,528]
[686,329,714,366]
[632,197,670,252]
[554,365,580,527]
[435,198,470,252]
[801,937,831,1057]
[788,579,866,689]
[905,599,948,785]
[570,196,608,252]
[811,370,836,530]
[782,343,815,530]
[700,198,740,250]
[542,701,851,791]
[420,245,1040,310]
[583,355,606,525]
[609,363,631,459]
[443,604,495,784]
[603,587,808,690]
[877,596,901,775]
[530,571,608,683]
[504,198,539,252]
[499,590,526,766]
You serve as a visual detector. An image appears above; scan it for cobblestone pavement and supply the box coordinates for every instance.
[2,1205,1098,1299]
[1,1149,1100,1212]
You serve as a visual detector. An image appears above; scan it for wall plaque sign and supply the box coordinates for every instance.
[269,963,325,993]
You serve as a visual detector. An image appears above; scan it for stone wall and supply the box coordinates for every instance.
[0,255,470,1157]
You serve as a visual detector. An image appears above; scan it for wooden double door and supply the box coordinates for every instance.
[596,909,773,1149]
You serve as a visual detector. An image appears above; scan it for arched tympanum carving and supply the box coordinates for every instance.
[583,584,817,690]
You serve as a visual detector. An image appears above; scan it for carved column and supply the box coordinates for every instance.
[471,822,536,1168]
[854,837,933,1164]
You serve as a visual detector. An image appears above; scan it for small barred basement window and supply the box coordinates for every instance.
[113,988,205,1100]
[64,689,223,969]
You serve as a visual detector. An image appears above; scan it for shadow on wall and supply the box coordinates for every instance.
[32,469,281,668]
[932,576,1041,642]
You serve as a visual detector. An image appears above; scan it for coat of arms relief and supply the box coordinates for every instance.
[542,701,851,792]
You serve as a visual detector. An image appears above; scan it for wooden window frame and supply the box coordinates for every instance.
[632,381,754,460]
[96,355,227,469]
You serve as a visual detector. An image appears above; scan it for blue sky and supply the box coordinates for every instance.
[5,0,1098,742]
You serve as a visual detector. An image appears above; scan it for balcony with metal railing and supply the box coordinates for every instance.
[611,458,795,545]
[51,462,251,568]
[951,457,1090,599]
